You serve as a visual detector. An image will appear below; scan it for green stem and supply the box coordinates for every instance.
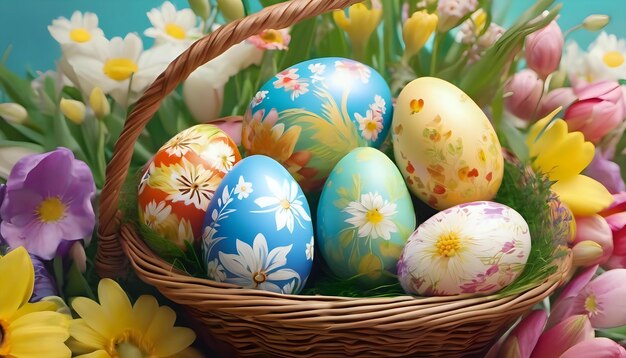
[430,32,442,75]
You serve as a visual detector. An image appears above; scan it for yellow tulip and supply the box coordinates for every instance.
[89,87,110,119]
[333,3,382,58]
[402,10,438,61]
[218,0,244,22]
[60,98,86,125]
[527,108,613,216]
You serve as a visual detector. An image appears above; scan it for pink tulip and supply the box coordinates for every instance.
[499,310,548,358]
[549,266,626,329]
[561,337,626,358]
[564,80,626,143]
[539,87,576,118]
[531,315,594,358]
[525,20,564,79]
[571,215,614,267]
[211,116,243,146]
[600,193,626,269]
[586,151,626,194]
[505,69,544,120]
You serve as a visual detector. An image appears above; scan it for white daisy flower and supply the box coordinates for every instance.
[234,176,253,200]
[175,218,195,246]
[355,110,384,142]
[273,68,300,89]
[254,176,311,233]
[251,90,269,107]
[48,11,105,54]
[344,192,398,241]
[144,1,202,45]
[219,234,301,293]
[66,33,173,106]
[586,32,626,82]
[373,95,386,114]
[305,236,314,261]
[163,127,206,157]
[282,280,296,294]
[335,60,371,83]
[289,80,309,100]
[142,200,172,229]
[308,63,326,83]
[201,141,236,173]
[207,258,226,282]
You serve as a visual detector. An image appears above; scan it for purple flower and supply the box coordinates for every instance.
[0,148,96,260]
[586,150,626,194]
[30,254,58,302]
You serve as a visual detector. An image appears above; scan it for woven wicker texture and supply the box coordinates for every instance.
[95,0,573,356]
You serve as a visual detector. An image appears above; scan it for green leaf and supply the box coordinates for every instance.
[279,17,318,69]
[0,64,36,108]
[500,118,529,162]
[382,0,403,65]
[138,223,187,262]
[64,262,96,300]
[52,256,65,300]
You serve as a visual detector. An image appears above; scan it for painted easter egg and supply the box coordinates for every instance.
[138,124,241,250]
[317,147,416,288]
[201,155,314,294]
[397,201,531,296]
[392,77,504,210]
[243,57,393,192]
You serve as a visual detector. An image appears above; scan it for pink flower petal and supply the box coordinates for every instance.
[531,315,594,358]
[561,337,626,358]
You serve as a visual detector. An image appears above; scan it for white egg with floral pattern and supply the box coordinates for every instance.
[397,201,531,296]
[201,155,313,294]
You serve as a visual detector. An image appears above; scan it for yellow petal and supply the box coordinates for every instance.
[9,311,70,357]
[333,9,350,30]
[76,350,111,358]
[97,279,133,330]
[71,297,114,338]
[533,131,595,181]
[167,347,205,358]
[69,319,108,350]
[527,107,562,151]
[12,300,57,321]
[153,327,196,356]
[529,117,568,159]
[0,247,34,319]
[9,338,72,358]
[66,337,101,355]
[552,175,614,216]
[144,306,177,345]
[132,295,159,332]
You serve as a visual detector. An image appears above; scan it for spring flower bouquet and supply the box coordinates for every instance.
[1,0,626,356]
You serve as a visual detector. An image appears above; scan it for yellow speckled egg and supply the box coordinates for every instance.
[392,77,503,210]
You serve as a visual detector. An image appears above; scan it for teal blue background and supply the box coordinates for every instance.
[1,0,625,75]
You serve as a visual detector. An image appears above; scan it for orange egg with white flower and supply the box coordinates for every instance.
[392,77,504,210]
[137,124,241,250]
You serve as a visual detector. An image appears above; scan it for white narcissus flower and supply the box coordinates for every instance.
[183,41,263,123]
[48,11,105,55]
[66,34,175,107]
[144,1,203,45]
[587,32,626,82]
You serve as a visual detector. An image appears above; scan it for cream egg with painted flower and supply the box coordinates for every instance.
[397,201,531,296]
[392,77,504,210]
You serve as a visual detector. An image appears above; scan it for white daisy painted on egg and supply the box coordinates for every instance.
[162,127,205,157]
[234,176,253,200]
[308,63,326,83]
[202,141,236,173]
[335,60,371,83]
[355,110,384,142]
[142,200,172,229]
[305,236,314,261]
[254,176,311,233]
[344,192,397,241]
[252,90,269,107]
[207,258,226,282]
[219,234,301,292]
[144,1,202,44]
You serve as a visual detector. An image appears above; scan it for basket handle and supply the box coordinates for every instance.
[95,0,361,278]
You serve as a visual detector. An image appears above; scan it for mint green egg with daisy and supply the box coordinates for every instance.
[316,147,416,288]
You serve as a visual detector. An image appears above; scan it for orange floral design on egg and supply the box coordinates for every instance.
[427,164,446,183]
[410,99,424,114]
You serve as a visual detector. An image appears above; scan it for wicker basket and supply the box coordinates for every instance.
[95,0,573,356]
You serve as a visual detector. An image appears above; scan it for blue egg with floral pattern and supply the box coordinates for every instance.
[201,155,314,294]
[243,57,393,192]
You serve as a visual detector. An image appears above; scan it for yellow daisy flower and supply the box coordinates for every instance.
[69,278,199,357]
[0,247,71,357]
[527,108,613,216]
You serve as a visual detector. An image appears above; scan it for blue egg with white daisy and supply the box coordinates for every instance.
[243,57,393,192]
[201,155,314,294]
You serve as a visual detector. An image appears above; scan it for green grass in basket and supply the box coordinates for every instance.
[118,160,562,298]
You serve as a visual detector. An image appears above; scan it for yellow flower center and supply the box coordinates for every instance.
[584,293,598,314]
[365,120,379,132]
[603,51,624,68]
[107,330,151,358]
[365,208,384,224]
[280,199,291,210]
[37,197,66,223]
[253,271,267,285]
[260,29,283,44]
[165,23,186,40]
[69,28,92,43]
[435,232,462,257]
[103,58,139,81]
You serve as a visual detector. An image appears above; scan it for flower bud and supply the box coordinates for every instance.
[582,15,610,32]
[539,87,576,118]
[217,0,244,22]
[0,102,28,124]
[403,10,438,60]
[188,0,211,21]
[89,87,110,120]
[60,98,86,125]
[525,20,564,79]
[436,0,478,32]
[571,215,613,267]
[504,69,544,121]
